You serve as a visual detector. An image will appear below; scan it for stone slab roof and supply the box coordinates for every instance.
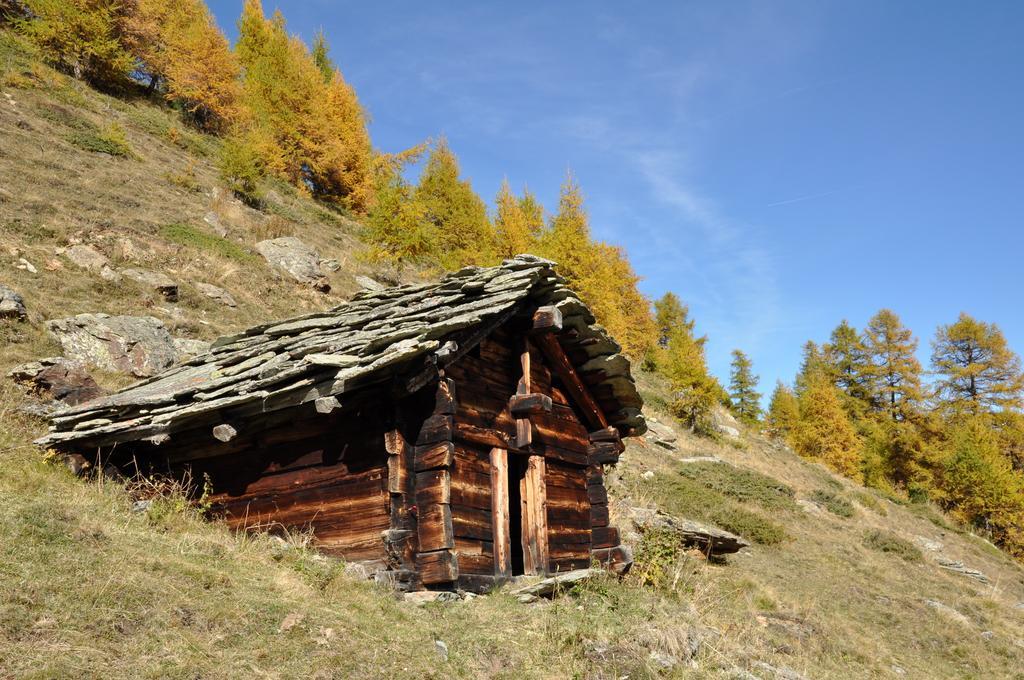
[39,255,646,449]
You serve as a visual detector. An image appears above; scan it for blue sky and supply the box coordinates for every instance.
[207,1,1024,398]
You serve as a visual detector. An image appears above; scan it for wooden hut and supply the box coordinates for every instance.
[40,256,645,591]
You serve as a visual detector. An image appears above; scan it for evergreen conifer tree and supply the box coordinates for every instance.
[729,349,762,425]
[822,320,872,413]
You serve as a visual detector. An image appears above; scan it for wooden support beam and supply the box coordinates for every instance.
[415,469,451,506]
[509,393,552,417]
[515,340,532,449]
[416,414,453,446]
[434,378,456,415]
[417,503,454,551]
[413,441,454,471]
[212,423,237,442]
[521,454,549,576]
[588,426,621,443]
[588,441,623,465]
[531,306,563,334]
[534,332,609,431]
[490,448,511,579]
[416,549,459,584]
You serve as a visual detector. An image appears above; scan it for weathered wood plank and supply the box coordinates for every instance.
[591,525,620,549]
[522,454,549,576]
[490,447,510,578]
[587,485,608,505]
[515,341,532,448]
[590,504,609,528]
[509,393,553,417]
[415,469,451,506]
[416,414,453,446]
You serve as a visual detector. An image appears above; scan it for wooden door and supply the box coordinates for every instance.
[491,448,548,577]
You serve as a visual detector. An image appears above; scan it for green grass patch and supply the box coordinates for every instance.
[853,490,888,516]
[647,468,790,546]
[862,530,923,562]
[67,122,137,158]
[37,103,95,131]
[810,489,856,518]
[676,461,797,512]
[159,222,255,263]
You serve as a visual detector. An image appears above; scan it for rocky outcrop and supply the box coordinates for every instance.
[255,237,330,292]
[194,282,236,307]
[8,357,105,405]
[644,417,678,450]
[711,406,741,439]
[624,506,750,555]
[46,314,179,377]
[120,268,178,301]
[0,283,26,320]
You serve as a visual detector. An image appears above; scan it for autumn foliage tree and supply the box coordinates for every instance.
[863,309,923,421]
[793,372,862,478]
[19,0,135,86]
[931,312,1024,414]
[125,0,240,131]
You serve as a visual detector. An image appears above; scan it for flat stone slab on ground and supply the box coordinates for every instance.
[510,568,601,601]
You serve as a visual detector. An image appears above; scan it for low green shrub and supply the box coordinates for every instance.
[810,489,855,518]
[711,507,788,545]
[67,122,136,158]
[677,462,797,512]
[862,530,922,562]
[159,223,255,263]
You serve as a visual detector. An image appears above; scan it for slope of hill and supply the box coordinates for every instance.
[2,30,1024,679]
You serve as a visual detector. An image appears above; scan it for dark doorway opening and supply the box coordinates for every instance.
[508,454,527,576]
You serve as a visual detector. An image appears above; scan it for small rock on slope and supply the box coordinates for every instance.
[120,268,178,301]
[8,357,105,405]
[194,282,237,307]
[0,283,27,320]
[256,237,330,292]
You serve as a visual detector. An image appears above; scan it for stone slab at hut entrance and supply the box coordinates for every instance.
[39,255,645,591]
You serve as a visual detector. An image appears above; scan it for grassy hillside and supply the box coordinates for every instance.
[2,29,1024,679]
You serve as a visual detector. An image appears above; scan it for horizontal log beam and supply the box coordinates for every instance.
[531,306,563,334]
[509,393,553,417]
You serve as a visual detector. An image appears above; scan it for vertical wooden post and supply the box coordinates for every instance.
[520,453,549,576]
[515,340,532,448]
[490,448,511,578]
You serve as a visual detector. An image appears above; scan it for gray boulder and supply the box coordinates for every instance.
[0,283,27,320]
[255,237,329,292]
[8,357,105,405]
[63,244,109,273]
[355,275,384,291]
[194,282,237,307]
[46,314,178,376]
[712,406,741,439]
[120,268,178,301]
